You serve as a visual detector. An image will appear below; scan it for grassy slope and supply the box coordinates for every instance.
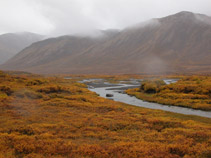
[0,71,210,158]
[126,76,211,111]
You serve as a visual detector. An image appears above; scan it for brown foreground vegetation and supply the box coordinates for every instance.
[0,71,210,158]
[126,76,211,111]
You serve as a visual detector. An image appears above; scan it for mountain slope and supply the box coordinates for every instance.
[0,32,43,64]
[1,11,211,74]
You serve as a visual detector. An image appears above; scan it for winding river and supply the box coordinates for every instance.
[82,79,211,118]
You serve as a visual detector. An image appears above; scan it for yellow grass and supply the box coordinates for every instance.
[0,71,210,158]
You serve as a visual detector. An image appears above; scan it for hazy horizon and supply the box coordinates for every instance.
[0,0,211,37]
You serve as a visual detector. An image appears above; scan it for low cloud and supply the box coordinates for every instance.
[0,0,210,36]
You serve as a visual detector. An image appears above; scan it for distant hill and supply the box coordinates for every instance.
[0,32,43,64]
[1,11,211,74]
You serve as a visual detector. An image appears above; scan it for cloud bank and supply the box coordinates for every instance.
[0,0,210,36]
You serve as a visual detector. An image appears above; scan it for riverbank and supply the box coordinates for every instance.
[88,82,211,118]
[126,76,211,111]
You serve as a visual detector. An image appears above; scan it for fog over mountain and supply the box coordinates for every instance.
[0,1,211,74]
[0,32,43,64]
[0,0,210,36]
[1,11,211,74]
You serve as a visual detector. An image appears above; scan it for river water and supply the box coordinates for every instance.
[83,79,211,118]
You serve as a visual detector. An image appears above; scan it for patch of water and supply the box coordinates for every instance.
[88,81,211,118]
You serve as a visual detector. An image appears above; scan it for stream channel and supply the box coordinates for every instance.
[80,79,211,118]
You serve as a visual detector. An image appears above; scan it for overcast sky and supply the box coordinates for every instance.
[0,0,210,36]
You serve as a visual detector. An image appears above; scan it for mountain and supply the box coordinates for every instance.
[1,11,211,74]
[0,32,44,64]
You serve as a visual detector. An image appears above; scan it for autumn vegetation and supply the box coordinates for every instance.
[126,76,211,111]
[0,71,210,158]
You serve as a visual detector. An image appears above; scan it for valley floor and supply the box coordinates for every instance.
[0,71,210,158]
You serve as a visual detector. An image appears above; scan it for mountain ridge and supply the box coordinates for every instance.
[1,11,211,74]
[0,32,44,64]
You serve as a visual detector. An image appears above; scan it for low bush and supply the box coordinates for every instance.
[15,89,43,99]
[37,86,69,94]
[0,86,13,96]
[139,79,166,94]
